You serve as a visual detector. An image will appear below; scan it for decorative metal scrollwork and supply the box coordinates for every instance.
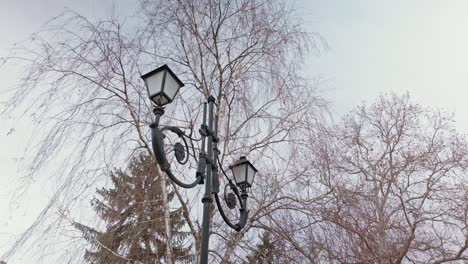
[160,126,191,165]
[174,142,185,163]
[224,188,237,209]
[151,101,249,234]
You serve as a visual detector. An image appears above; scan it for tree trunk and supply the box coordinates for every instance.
[159,166,174,264]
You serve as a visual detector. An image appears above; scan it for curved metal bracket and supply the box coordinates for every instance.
[150,107,202,189]
[214,185,249,232]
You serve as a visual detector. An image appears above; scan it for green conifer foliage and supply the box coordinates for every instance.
[246,232,277,264]
[74,154,192,263]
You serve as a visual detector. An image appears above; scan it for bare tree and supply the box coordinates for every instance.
[138,1,326,262]
[1,0,325,263]
[294,93,468,263]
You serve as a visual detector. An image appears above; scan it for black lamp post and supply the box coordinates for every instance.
[142,64,257,264]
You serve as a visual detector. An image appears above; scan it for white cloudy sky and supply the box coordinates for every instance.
[305,0,468,116]
[1,0,468,261]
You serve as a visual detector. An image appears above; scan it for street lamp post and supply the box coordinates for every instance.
[141,65,257,264]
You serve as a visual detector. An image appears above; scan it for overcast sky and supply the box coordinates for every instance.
[305,0,468,117]
[2,0,468,261]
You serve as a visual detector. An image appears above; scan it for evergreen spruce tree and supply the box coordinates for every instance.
[246,232,280,264]
[74,153,192,263]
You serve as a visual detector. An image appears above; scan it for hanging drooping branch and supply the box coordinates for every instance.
[1,0,326,262]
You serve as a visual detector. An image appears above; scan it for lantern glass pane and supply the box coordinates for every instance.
[232,163,247,185]
[164,73,182,101]
[144,70,165,98]
[247,165,256,186]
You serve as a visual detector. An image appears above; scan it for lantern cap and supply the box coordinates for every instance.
[230,156,258,172]
[141,64,185,88]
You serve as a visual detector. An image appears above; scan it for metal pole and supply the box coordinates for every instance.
[200,96,215,264]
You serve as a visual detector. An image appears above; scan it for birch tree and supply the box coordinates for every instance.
[0,0,325,262]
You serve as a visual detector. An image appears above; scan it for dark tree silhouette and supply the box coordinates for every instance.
[246,232,275,264]
[74,154,192,263]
